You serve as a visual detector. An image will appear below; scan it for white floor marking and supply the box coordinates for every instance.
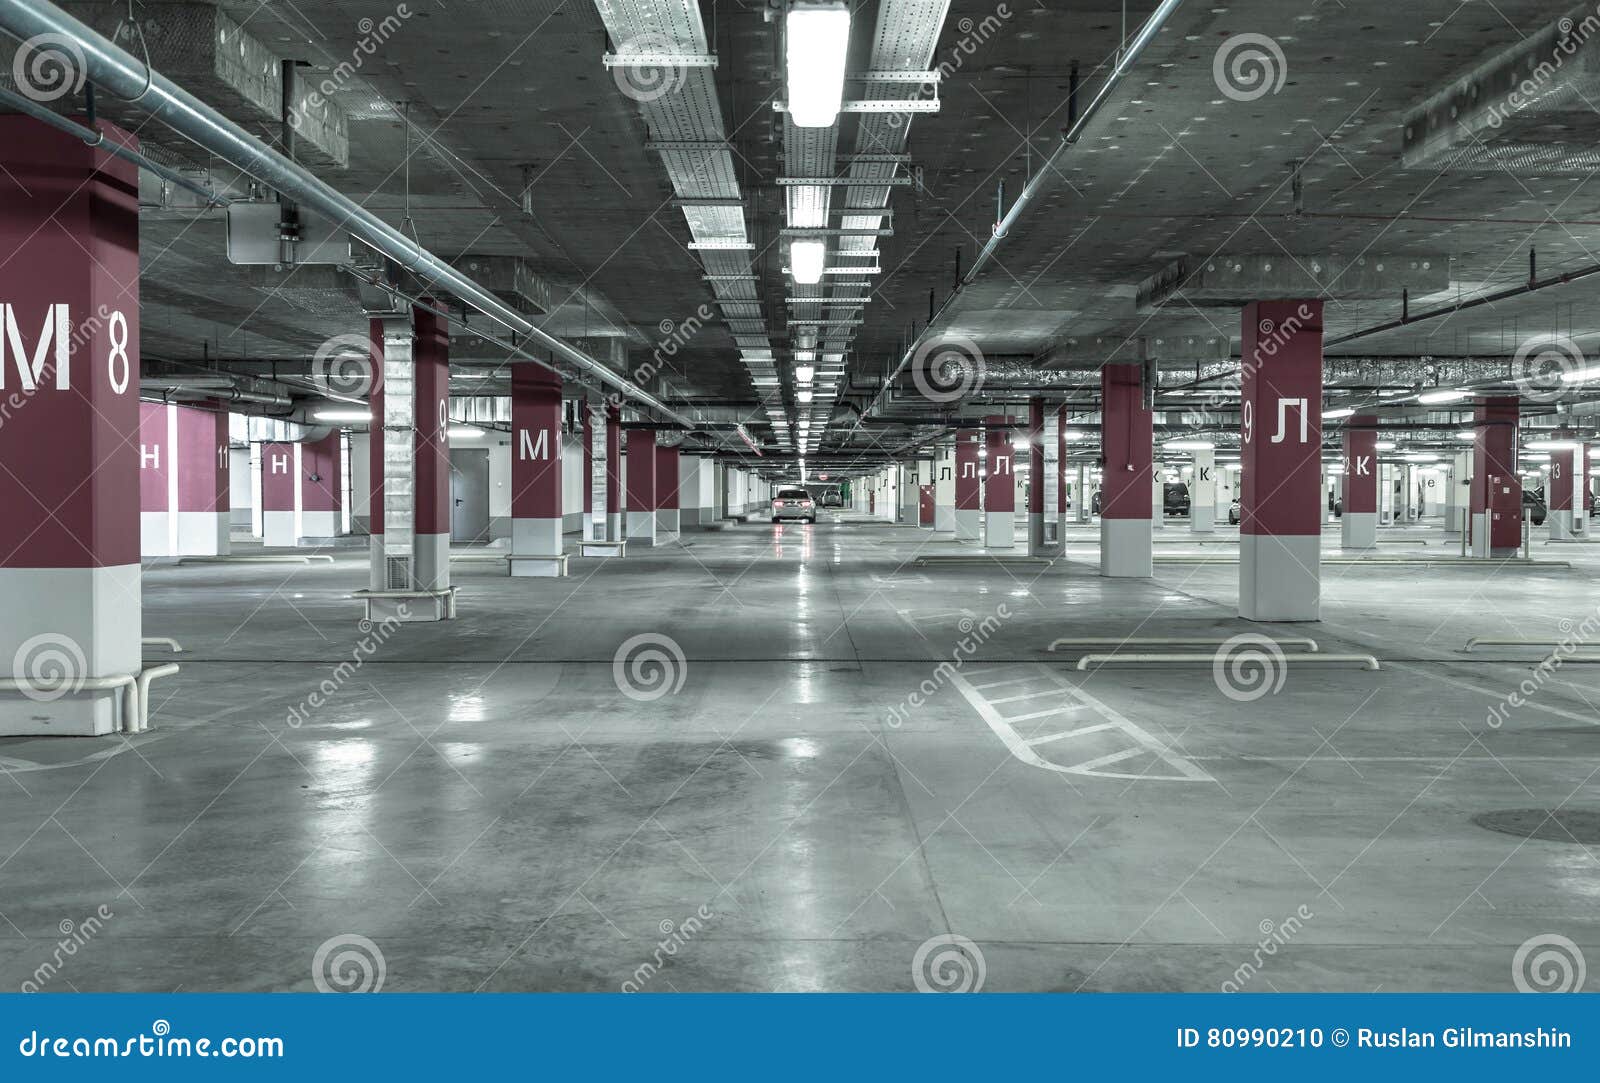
[948,663,1212,782]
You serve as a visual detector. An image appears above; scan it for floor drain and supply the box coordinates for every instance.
[1472,809,1600,844]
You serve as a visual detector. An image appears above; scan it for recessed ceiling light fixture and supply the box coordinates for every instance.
[786,3,851,128]
[789,239,826,284]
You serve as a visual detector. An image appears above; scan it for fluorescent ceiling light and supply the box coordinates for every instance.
[449,426,483,439]
[795,365,816,383]
[1404,453,1438,462]
[794,350,816,361]
[1559,365,1600,383]
[314,408,371,423]
[1417,388,1468,404]
[1375,440,1397,451]
[1163,439,1214,451]
[1454,431,1475,440]
[1322,407,1355,419]
[786,5,851,128]
[790,240,826,285]
[797,390,814,403]
[1526,439,1579,451]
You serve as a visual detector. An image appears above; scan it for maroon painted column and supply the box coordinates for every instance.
[413,306,451,588]
[954,429,982,542]
[983,418,1016,551]
[626,428,657,546]
[139,402,174,556]
[510,366,566,575]
[605,404,622,539]
[1341,414,1378,550]
[1056,403,1069,529]
[300,430,342,542]
[656,443,681,538]
[1470,397,1520,558]
[1547,436,1580,541]
[1240,300,1323,620]
[260,442,298,547]
[367,320,385,587]
[176,404,230,556]
[582,401,596,539]
[1099,363,1153,577]
[1027,399,1046,554]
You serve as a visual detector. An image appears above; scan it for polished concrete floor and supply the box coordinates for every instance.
[1,512,1597,992]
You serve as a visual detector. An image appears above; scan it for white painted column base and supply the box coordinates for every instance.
[656,509,680,540]
[985,511,1015,548]
[1549,509,1578,542]
[606,512,622,541]
[140,511,173,557]
[1190,506,1216,534]
[582,512,594,540]
[511,517,566,577]
[955,509,981,543]
[177,511,230,556]
[1026,512,1045,555]
[414,533,451,591]
[934,506,955,532]
[299,510,340,542]
[1341,511,1377,550]
[263,510,296,548]
[1100,518,1152,578]
[626,511,657,547]
[368,536,386,591]
[361,589,455,623]
[1240,534,1320,622]
[0,564,140,736]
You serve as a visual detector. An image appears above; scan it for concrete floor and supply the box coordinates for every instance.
[1,513,1597,992]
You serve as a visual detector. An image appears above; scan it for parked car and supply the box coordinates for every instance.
[1523,487,1547,527]
[1228,496,1241,525]
[1163,482,1191,517]
[771,487,817,524]
[820,490,843,508]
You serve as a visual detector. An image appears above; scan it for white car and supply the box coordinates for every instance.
[771,487,817,524]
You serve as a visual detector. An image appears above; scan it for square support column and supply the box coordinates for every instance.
[626,428,657,546]
[984,420,1015,547]
[1099,364,1153,577]
[299,431,342,543]
[139,402,176,556]
[955,431,982,541]
[1548,441,1581,542]
[934,443,955,531]
[412,308,452,592]
[656,443,681,540]
[606,405,623,539]
[260,442,299,546]
[1026,399,1046,554]
[1341,416,1378,550]
[510,366,567,576]
[1470,398,1520,558]
[1239,300,1323,621]
[0,118,142,736]
[176,405,230,555]
[1190,448,1216,533]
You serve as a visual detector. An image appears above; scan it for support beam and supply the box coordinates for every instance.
[984,417,1015,549]
[1341,416,1378,550]
[1099,364,1153,578]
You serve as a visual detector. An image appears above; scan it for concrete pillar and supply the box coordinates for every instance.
[412,309,451,590]
[510,366,566,576]
[1076,463,1090,523]
[1055,405,1070,537]
[1190,447,1216,533]
[955,430,981,542]
[0,117,141,736]
[1100,364,1153,577]
[230,446,252,532]
[299,431,342,542]
[656,443,681,539]
[934,443,955,531]
[1548,442,1581,541]
[582,401,596,540]
[261,442,298,546]
[139,403,175,556]
[1239,300,1323,621]
[984,417,1015,547]
[1342,417,1378,550]
[898,463,918,524]
[605,404,622,538]
[1151,469,1165,531]
[176,405,231,556]
[1470,397,1520,559]
[626,428,657,545]
[1027,399,1046,554]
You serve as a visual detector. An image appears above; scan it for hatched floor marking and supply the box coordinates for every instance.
[948,662,1212,783]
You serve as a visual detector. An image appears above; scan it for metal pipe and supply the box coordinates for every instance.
[0,84,226,205]
[0,0,704,433]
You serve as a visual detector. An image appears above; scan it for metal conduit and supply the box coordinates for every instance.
[0,0,708,434]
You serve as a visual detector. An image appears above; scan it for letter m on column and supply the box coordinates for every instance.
[0,303,71,391]
[518,428,551,460]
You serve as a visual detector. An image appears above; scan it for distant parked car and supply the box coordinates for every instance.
[1163,482,1191,517]
[1523,487,1547,527]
